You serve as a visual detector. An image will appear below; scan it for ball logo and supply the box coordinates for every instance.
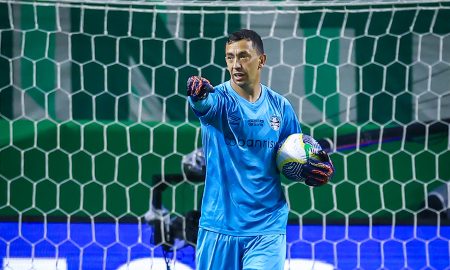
[269,115,281,130]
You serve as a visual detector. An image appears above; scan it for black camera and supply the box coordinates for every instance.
[147,148,205,251]
[148,208,201,251]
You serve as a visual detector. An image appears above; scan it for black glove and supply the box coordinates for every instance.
[302,150,334,187]
[187,76,214,102]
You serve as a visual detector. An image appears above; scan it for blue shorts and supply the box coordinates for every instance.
[196,228,286,270]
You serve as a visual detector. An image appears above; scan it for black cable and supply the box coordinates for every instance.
[162,247,172,270]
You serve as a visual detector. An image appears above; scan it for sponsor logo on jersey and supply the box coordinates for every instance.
[270,115,281,130]
[247,119,264,127]
[225,137,277,148]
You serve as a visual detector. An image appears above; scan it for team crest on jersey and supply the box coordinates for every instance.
[269,115,281,130]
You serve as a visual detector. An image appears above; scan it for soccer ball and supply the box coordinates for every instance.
[276,133,322,181]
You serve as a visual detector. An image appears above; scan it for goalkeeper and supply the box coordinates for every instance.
[187,29,334,270]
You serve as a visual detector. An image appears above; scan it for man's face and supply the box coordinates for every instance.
[225,39,265,90]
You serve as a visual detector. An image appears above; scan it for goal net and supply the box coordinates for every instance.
[0,0,449,269]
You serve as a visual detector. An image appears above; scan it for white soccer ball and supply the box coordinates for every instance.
[276,133,322,181]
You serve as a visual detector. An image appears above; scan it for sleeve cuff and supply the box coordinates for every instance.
[188,95,213,115]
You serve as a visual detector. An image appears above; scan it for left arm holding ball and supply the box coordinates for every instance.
[302,150,335,187]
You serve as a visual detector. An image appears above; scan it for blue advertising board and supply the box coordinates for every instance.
[1,222,449,269]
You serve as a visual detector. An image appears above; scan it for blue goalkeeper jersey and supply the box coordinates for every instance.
[192,81,301,236]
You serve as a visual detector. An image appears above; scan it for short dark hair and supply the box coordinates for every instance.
[226,29,264,55]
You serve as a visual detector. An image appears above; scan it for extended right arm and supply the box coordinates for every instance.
[187,76,215,115]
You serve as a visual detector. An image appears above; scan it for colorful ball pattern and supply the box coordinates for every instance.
[276,133,322,181]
